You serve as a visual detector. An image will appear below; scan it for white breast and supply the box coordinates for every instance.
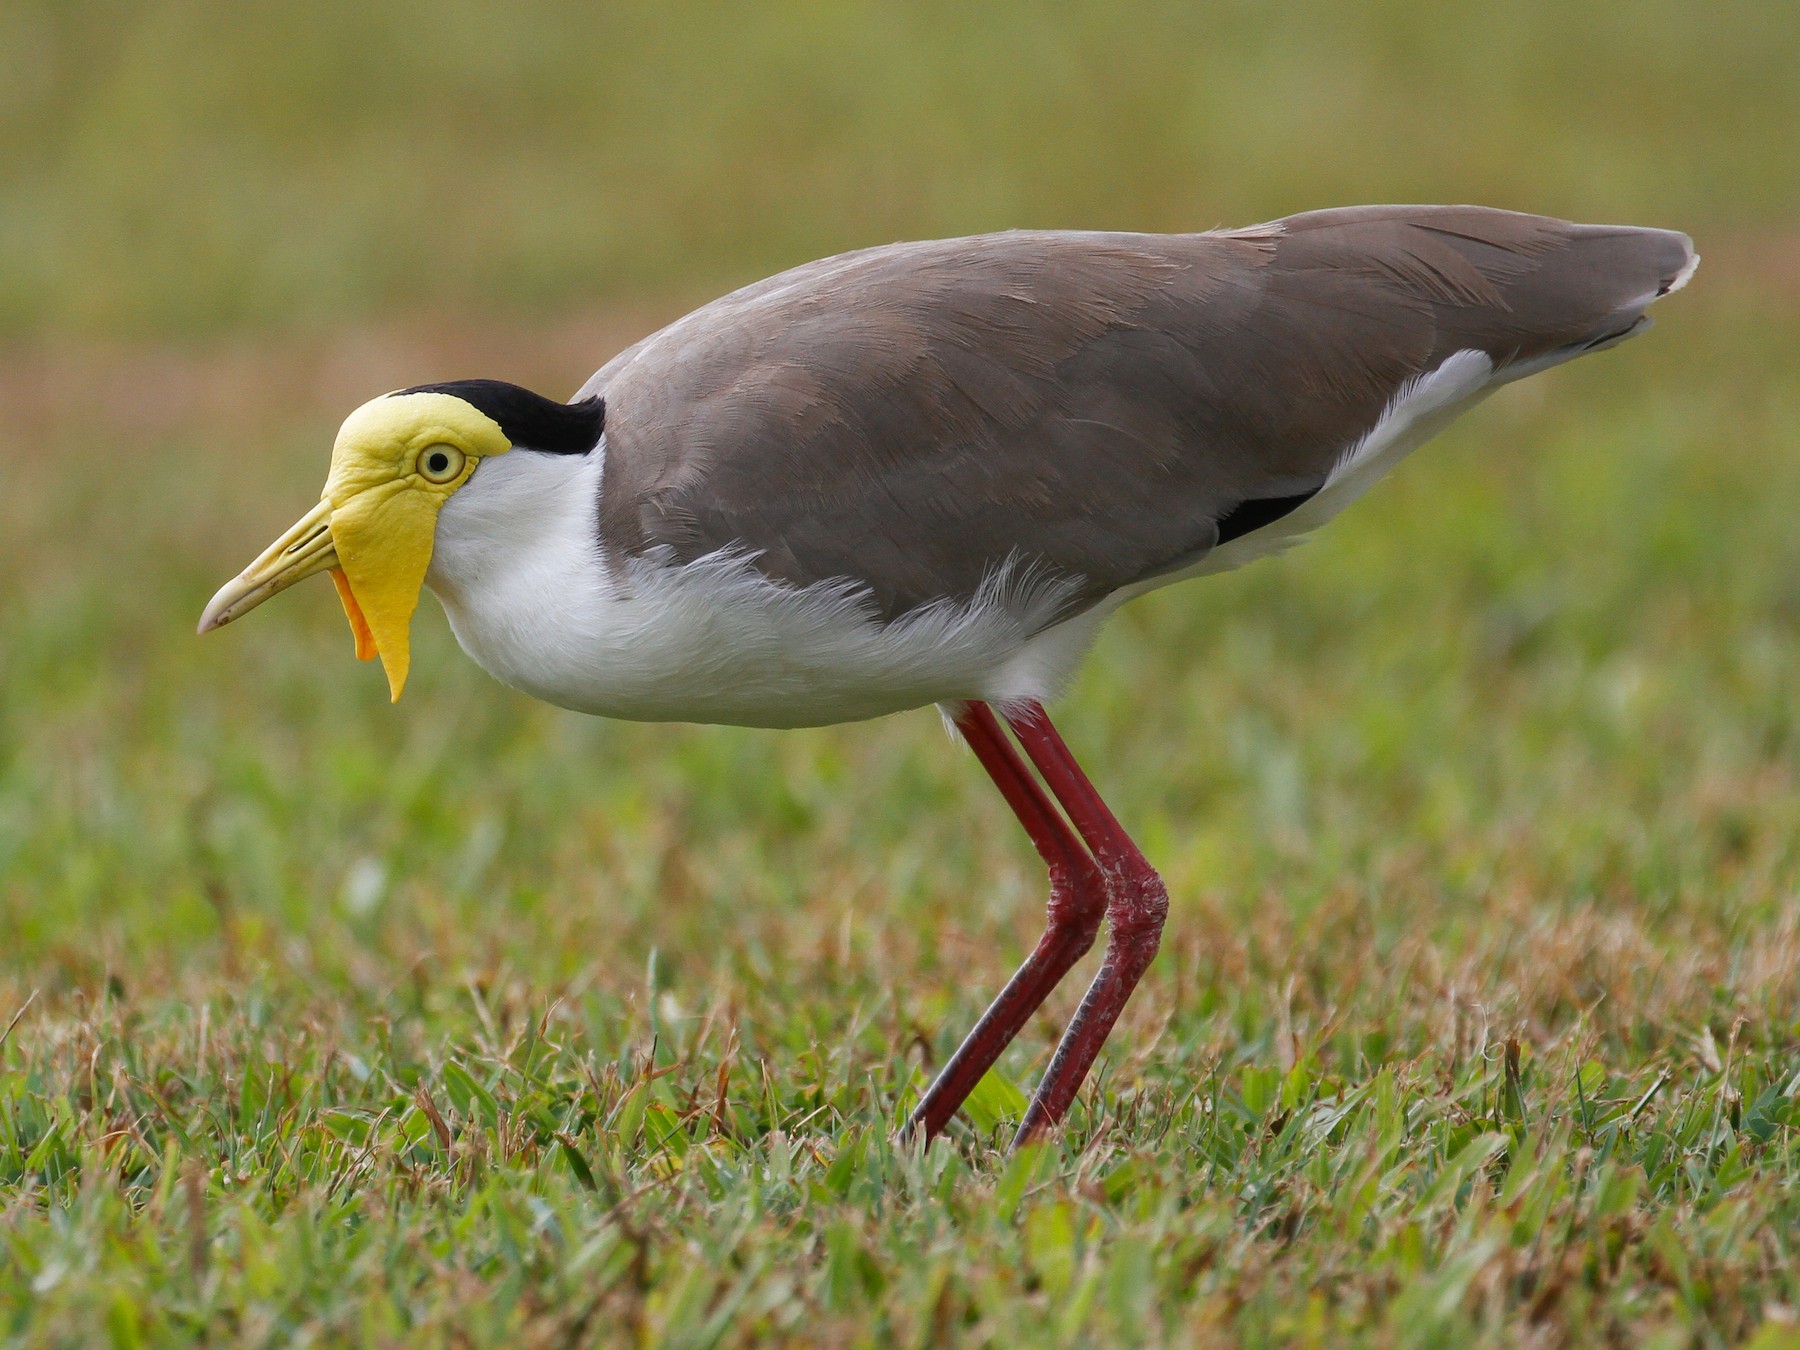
[426,444,1105,727]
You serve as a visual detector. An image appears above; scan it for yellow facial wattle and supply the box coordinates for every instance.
[197,389,512,701]
[322,392,508,700]
[328,567,379,661]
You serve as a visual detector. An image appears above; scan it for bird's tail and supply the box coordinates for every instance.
[1491,217,1698,376]
[1276,205,1699,376]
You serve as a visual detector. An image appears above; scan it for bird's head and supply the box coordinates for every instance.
[198,380,603,701]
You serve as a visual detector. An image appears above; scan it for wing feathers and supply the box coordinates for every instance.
[581,207,1693,621]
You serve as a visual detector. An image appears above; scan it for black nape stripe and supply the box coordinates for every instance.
[1214,489,1318,546]
[396,379,604,455]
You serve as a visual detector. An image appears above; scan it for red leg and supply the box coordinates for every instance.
[1003,701,1170,1145]
[904,703,1108,1143]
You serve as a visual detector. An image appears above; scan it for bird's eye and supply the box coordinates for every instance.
[418,444,466,484]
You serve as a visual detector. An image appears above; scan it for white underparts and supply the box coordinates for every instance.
[428,444,1099,726]
[428,348,1515,728]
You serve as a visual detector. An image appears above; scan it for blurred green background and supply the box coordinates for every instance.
[3,0,1795,337]
[3,2,1799,1342]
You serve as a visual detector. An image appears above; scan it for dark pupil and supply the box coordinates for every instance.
[427,452,450,474]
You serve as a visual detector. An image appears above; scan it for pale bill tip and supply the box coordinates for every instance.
[197,577,248,635]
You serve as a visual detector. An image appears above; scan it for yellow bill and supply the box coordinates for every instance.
[197,497,340,638]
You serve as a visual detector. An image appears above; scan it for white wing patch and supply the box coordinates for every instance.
[1168,347,1500,584]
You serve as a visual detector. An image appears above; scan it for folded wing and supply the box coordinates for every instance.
[583,205,1694,621]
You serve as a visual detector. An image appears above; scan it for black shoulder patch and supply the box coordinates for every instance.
[1214,488,1318,546]
[396,379,604,455]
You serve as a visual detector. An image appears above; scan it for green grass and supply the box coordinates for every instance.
[5,2,1800,1344]
[4,277,1798,1344]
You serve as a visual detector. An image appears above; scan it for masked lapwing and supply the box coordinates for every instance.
[200,205,1697,1147]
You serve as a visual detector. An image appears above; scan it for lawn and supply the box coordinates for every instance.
[4,3,1799,1345]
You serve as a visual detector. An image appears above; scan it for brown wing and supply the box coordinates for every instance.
[578,206,1693,621]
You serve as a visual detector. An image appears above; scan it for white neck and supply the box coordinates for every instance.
[426,445,611,703]
[422,437,1100,727]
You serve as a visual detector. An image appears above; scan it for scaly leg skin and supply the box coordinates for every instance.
[903,702,1108,1143]
[1004,701,1170,1147]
